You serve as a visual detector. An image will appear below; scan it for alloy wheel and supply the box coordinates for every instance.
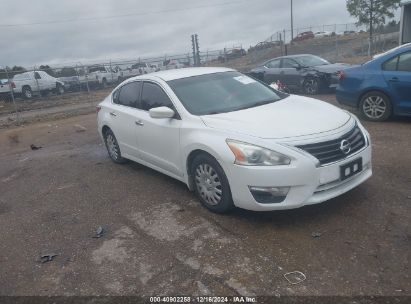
[106,133,119,160]
[362,96,386,119]
[304,79,318,95]
[194,163,222,206]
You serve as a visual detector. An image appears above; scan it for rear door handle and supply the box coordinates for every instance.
[135,120,144,126]
[389,77,399,82]
[110,112,117,117]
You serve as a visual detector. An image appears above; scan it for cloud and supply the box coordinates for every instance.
[0,0,400,67]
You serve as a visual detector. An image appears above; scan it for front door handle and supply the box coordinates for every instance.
[135,120,144,126]
[389,77,399,82]
[110,112,117,117]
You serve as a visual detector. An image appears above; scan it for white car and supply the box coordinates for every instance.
[97,67,372,213]
[13,71,65,99]
[314,31,332,38]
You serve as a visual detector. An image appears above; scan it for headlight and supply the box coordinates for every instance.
[226,140,291,166]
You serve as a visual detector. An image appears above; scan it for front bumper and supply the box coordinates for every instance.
[223,143,372,211]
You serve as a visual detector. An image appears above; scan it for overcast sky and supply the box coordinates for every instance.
[0,0,400,67]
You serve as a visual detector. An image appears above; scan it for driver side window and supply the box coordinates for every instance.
[140,82,174,111]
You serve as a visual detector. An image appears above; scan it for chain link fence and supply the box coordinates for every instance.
[0,22,401,127]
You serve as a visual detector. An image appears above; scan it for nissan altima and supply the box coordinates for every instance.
[97,67,372,213]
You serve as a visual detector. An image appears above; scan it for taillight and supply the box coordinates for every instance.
[338,71,346,81]
[96,106,101,113]
[11,82,16,89]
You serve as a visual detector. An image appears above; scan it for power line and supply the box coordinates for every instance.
[0,0,248,28]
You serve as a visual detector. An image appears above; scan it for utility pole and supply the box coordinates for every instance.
[290,0,294,43]
[191,34,196,66]
[191,34,200,66]
[195,34,200,66]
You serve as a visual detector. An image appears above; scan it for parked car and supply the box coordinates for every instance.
[249,54,350,94]
[218,48,247,62]
[131,62,157,74]
[87,65,120,87]
[13,71,65,99]
[0,79,13,100]
[314,31,332,38]
[336,43,411,121]
[162,59,187,70]
[248,41,281,53]
[97,67,372,213]
[292,31,315,42]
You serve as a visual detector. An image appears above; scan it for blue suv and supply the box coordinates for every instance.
[336,43,411,121]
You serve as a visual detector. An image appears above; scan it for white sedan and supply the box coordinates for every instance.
[97,67,372,213]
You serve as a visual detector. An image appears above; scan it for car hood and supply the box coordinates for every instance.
[312,63,350,73]
[200,95,351,139]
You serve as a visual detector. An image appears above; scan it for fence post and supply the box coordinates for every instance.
[5,67,20,125]
[83,63,90,94]
[34,66,40,97]
[335,33,339,62]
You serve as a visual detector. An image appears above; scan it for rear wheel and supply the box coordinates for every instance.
[191,154,234,213]
[360,91,392,122]
[22,86,33,99]
[104,129,127,164]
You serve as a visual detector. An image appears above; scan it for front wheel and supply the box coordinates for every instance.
[360,91,392,122]
[104,129,127,164]
[303,78,319,95]
[191,154,234,213]
[22,86,33,99]
[56,84,65,95]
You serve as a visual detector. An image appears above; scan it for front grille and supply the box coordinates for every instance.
[296,125,366,166]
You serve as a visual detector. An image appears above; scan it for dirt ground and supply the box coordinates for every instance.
[0,94,410,298]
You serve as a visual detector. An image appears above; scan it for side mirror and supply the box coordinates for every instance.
[149,106,175,119]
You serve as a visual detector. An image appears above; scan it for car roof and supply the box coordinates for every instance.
[265,54,317,62]
[128,67,235,81]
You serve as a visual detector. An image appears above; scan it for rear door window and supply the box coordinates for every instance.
[397,52,411,72]
[114,81,141,107]
[383,56,399,71]
[266,59,280,68]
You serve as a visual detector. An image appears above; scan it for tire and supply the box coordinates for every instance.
[359,91,392,122]
[22,86,33,99]
[103,129,127,164]
[56,83,65,95]
[302,77,320,95]
[191,154,234,213]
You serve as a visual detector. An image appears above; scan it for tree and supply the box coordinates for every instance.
[346,0,400,54]
[347,0,400,27]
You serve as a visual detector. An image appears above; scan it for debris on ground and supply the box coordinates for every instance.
[74,124,87,133]
[30,144,42,150]
[92,226,105,238]
[57,184,75,190]
[284,271,306,285]
[40,253,58,263]
[311,232,322,238]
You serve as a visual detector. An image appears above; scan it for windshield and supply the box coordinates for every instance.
[294,55,330,67]
[168,71,286,115]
